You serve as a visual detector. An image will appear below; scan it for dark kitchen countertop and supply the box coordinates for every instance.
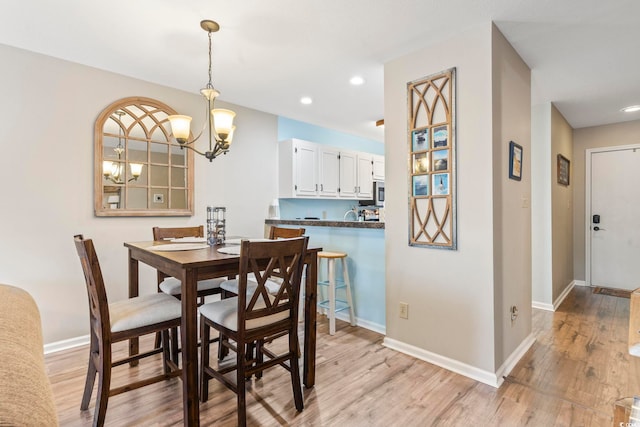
[265,218,385,229]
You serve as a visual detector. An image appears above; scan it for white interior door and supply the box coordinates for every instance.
[589,146,640,290]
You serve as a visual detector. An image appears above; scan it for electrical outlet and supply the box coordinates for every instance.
[399,302,409,319]
[510,305,519,322]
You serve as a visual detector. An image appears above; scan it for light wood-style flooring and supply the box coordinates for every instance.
[45,286,640,426]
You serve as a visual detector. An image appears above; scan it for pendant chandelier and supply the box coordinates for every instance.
[168,20,236,162]
[103,111,144,184]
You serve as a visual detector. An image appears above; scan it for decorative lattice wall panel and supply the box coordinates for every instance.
[407,68,457,249]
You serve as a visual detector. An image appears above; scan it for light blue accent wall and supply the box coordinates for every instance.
[276,117,386,332]
[306,226,385,332]
[278,116,384,154]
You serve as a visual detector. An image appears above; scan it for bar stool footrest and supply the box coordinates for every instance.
[318,280,347,290]
[318,299,351,312]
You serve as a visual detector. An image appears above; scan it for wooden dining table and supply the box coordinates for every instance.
[124,240,321,426]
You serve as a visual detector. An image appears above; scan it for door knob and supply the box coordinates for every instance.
[593,226,606,231]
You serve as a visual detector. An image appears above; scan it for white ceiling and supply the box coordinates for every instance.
[1,1,639,142]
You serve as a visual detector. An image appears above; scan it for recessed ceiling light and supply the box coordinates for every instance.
[621,105,640,113]
[300,96,313,105]
[350,76,365,86]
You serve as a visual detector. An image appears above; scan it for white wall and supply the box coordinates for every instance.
[383,23,532,382]
[0,44,279,345]
[383,24,497,374]
[531,103,553,306]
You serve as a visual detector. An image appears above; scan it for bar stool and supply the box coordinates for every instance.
[317,251,355,335]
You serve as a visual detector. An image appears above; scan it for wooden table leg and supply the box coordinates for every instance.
[128,251,139,367]
[181,268,200,426]
[303,254,317,388]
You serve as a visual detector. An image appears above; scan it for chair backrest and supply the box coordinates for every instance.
[74,235,111,343]
[237,237,308,334]
[152,226,204,241]
[268,226,306,240]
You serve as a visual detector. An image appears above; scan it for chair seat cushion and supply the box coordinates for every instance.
[110,293,182,333]
[159,277,224,296]
[220,275,282,296]
[199,296,289,332]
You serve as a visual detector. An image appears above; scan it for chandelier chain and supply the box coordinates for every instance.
[207,30,213,90]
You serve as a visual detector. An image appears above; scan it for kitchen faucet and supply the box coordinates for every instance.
[343,206,358,221]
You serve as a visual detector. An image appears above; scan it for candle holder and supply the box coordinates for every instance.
[206,206,226,245]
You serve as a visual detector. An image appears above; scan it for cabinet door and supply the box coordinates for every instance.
[356,153,374,199]
[373,155,385,181]
[339,151,358,198]
[319,148,340,197]
[295,142,318,196]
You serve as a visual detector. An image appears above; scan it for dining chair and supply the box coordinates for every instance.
[268,226,306,239]
[199,237,309,427]
[73,235,182,427]
[152,226,225,304]
[220,227,306,296]
[218,227,307,359]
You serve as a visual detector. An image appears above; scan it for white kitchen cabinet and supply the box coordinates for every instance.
[356,153,373,199]
[338,151,357,198]
[373,154,385,181]
[278,139,318,198]
[318,147,340,197]
[279,138,381,200]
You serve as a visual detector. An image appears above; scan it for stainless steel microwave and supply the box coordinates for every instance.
[374,181,385,206]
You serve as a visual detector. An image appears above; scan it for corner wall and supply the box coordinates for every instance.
[551,106,574,300]
[532,104,553,306]
[491,25,532,370]
[383,23,497,376]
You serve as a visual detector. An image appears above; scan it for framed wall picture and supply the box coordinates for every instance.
[557,154,570,186]
[407,67,456,249]
[508,141,522,181]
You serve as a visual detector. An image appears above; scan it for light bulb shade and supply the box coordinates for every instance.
[167,115,192,142]
[130,163,144,178]
[225,126,236,146]
[212,109,236,141]
[103,161,113,176]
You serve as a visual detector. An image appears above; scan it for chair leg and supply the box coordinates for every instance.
[170,327,179,365]
[255,339,264,379]
[161,330,170,374]
[342,257,356,326]
[289,332,304,412]
[80,332,98,410]
[154,331,162,350]
[200,316,210,403]
[93,342,111,427]
[236,339,247,427]
[328,258,336,335]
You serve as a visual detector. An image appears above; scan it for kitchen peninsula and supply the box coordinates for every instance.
[266,218,384,229]
[265,217,385,334]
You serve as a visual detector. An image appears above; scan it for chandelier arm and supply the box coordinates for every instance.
[178,141,208,157]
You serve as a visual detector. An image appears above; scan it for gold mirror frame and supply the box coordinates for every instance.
[94,97,194,217]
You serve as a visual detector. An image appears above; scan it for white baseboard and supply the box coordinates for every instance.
[495,333,535,385]
[46,313,387,356]
[383,334,535,388]
[531,301,554,311]
[382,337,502,388]
[532,279,581,312]
[318,309,386,335]
[44,334,89,355]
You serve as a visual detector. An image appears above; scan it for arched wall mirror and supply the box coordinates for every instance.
[94,97,194,216]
